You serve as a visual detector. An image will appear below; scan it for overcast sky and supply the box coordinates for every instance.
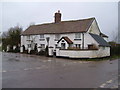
[1,2,118,41]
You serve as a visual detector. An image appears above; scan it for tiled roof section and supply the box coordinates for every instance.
[57,37,73,44]
[90,33,110,47]
[22,18,95,35]
[100,33,108,38]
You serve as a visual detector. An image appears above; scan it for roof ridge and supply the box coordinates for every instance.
[32,17,95,26]
[22,17,96,35]
[85,18,95,32]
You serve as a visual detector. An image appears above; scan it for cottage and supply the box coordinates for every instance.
[21,10,110,58]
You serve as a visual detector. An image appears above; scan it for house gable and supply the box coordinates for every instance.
[87,19,101,35]
[57,37,73,44]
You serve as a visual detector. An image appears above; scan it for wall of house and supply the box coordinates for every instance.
[87,20,101,35]
[21,33,79,50]
[21,32,99,52]
[55,46,110,58]
[84,32,99,49]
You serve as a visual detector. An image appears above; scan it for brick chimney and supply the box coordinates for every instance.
[54,10,61,23]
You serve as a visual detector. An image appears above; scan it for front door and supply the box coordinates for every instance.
[61,43,66,49]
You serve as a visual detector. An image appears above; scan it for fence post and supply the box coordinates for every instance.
[20,46,23,53]
[56,47,60,56]
[48,47,53,56]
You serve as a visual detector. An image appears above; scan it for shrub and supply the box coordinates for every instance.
[30,50,36,54]
[110,46,120,56]
[45,46,49,56]
[13,46,20,53]
[23,50,28,54]
[38,50,45,55]
[109,42,120,56]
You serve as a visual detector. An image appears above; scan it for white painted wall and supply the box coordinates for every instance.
[84,32,99,49]
[21,32,100,52]
[56,46,110,58]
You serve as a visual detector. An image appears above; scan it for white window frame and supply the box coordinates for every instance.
[75,33,81,39]
[27,35,30,39]
[40,34,44,39]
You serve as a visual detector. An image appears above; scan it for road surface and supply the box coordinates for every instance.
[2,52,118,88]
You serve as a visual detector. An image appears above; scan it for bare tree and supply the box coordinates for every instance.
[111,27,119,43]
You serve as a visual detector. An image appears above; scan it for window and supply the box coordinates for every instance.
[75,33,81,39]
[39,34,45,41]
[27,35,30,39]
[27,44,31,48]
[88,44,98,50]
[75,44,81,48]
[88,45,93,49]
[61,43,66,49]
[55,34,60,41]
[40,34,44,38]
[41,44,45,48]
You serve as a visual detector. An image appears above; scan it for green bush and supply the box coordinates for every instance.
[30,50,36,54]
[109,42,120,56]
[45,46,49,56]
[13,48,20,53]
[23,50,28,54]
[38,50,45,55]
[110,46,120,56]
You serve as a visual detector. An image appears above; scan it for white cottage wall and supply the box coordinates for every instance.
[84,33,99,49]
[21,32,100,51]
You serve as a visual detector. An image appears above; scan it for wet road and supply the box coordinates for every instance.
[2,52,118,88]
